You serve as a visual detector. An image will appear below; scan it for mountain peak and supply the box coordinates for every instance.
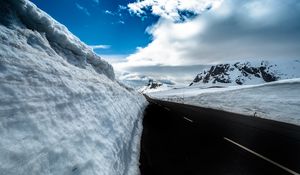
[190,60,299,87]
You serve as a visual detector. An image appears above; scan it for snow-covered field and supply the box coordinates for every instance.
[0,0,146,175]
[148,79,300,126]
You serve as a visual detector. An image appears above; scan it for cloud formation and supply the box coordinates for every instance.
[128,0,222,21]
[103,7,126,24]
[89,45,111,50]
[75,3,91,16]
[125,0,300,67]
[104,10,115,16]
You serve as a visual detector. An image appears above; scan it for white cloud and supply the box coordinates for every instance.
[106,53,208,84]
[124,0,300,68]
[75,3,91,16]
[128,0,223,21]
[119,5,127,10]
[115,0,300,84]
[116,64,209,84]
[89,45,110,50]
[104,9,125,24]
[99,54,128,65]
[118,20,125,24]
[104,10,114,16]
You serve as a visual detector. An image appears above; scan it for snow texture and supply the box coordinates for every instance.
[149,79,300,126]
[2,0,114,80]
[0,0,146,175]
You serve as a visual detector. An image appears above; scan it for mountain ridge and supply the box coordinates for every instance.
[190,60,300,86]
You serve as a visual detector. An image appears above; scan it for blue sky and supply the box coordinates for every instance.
[30,0,158,56]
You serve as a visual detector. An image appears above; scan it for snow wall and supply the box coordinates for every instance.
[0,0,147,174]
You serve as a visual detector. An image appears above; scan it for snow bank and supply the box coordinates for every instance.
[149,79,300,126]
[0,0,146,175]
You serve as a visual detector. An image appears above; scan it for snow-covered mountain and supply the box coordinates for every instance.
[117,72,176,92]
[139,79,175,93]
[0,0,146,175]
[190,60,300,87]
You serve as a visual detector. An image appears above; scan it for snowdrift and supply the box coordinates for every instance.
[2,0,114,80]
[0,0,146,175]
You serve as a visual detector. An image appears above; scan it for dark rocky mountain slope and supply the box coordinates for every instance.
[190,61,283,86]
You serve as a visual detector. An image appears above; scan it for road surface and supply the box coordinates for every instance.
[139,95,300,175]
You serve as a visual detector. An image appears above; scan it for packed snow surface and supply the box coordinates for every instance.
[0,0,146,175]
[148,79,300,126]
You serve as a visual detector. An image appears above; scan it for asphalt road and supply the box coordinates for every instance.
[139,95,300,175]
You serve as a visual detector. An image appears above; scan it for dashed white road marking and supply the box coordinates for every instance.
[183,117,193,123]
[224,137,300,175]
[164,107,171,111]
